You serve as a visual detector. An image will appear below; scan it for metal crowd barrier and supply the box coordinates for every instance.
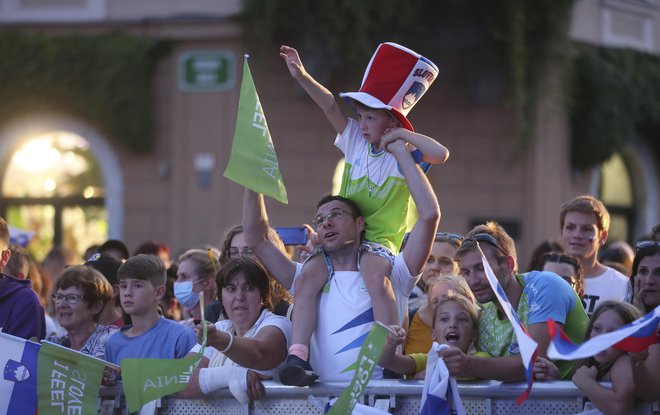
[100,380,658,415]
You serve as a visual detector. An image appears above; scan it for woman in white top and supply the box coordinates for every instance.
[180,256,291,402]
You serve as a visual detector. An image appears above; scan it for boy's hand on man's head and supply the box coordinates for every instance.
[280,45,307,79]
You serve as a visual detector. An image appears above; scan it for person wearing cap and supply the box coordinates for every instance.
[85,252,126,327]
[276,43,448,386]
[443,222,589,381]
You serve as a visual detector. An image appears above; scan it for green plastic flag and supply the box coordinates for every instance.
[37,341,108,415]
[224,54,288,204]
[327,322,389,415]
[121,295,208,412]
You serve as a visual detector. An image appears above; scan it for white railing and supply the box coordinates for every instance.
[99,380,659,415]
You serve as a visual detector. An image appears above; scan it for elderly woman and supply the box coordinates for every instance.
[47,265,117,359]
[180,256,291,402]
[629,239,660,403]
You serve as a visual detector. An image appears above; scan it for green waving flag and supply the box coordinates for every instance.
[37,341,107,415]
[224,55,288,204]
[327,322,389,415]
[121,296,208,412]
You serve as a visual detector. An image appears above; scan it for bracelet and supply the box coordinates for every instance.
[219,331,234,353]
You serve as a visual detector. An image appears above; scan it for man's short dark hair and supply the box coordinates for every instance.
[117,254,166,286]
[316,195,363,218]
[99,239,130,261]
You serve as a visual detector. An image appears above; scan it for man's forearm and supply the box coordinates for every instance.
[466,355,526,382]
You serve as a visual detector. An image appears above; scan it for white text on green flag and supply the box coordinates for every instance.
[37,341,107,415]
[224,55,288,204]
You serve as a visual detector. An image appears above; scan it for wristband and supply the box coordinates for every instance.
[219,331,234,353]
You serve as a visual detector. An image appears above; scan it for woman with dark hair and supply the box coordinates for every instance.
[180,257,291,402]
[47,265,117,359]
[211,225,292,320]
[539,252,585,297]
[628,239,660,403]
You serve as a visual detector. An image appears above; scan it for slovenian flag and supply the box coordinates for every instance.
[477,244,538,404]
[0,332,40,415]
[420,343,466,415]
[548,306,659,360]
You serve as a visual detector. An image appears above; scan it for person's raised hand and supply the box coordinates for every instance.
[280,45,307,80]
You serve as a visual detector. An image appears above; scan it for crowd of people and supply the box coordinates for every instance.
[1,41,659,415]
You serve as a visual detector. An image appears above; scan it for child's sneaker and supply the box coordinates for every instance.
[279,355,319,386]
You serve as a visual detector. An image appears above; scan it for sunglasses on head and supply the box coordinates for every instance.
[466,233,508,257]
[635,240,660,252]
[435,232,464,244]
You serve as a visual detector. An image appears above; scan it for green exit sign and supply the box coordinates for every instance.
[178,51,235,92]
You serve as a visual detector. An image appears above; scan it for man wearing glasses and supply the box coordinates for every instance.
[0,216,45,340]
[242,138,440,383]
[442,222,588,381]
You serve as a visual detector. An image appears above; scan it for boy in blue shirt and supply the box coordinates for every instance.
[105,254,196,364]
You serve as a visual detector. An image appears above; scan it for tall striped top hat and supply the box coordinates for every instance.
[339,42,438,131]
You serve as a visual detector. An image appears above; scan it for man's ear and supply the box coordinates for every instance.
[355,216,366,233]
[505,255,516,275]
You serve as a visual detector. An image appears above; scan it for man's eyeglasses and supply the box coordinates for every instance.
[311,209,355,228]
[635,240,660,252]
[52,293,85,305]
[227,247,254,259]
[467,233,508,257]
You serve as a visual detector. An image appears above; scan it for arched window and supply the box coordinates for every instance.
[0,131,107,260]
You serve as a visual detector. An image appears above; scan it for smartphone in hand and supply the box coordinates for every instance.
[274,227,308,246]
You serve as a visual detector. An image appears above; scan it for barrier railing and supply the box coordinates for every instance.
[99,380,658,415]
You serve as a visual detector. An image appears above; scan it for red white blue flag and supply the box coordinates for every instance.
[477,245,538,404]
[548,306,659,360]
[420,343,466,415]
[0,331,40,415]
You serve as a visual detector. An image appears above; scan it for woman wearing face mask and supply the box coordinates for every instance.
[175,249,220,327]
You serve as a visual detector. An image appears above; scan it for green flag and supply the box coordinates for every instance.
[121,296,208,412]
[37,341,107,415]
[224,55,288,204]
[327,322,389,415]
[121,352,203,412]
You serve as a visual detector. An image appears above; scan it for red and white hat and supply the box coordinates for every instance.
[339,42,438,131]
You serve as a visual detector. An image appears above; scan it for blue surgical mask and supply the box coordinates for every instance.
[174,281,200,309]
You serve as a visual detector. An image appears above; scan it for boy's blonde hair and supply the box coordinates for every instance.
[432,293,481,331]
[117,254,166,287]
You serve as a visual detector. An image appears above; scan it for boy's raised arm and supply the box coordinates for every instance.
[280,45,348,135]
[381,128,449,165]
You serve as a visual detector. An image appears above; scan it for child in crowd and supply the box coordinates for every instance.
[104,254,196,365]
[279,42,449,385]
[404,274,476,356]
[572,301,641,414]
[380,293,483,379]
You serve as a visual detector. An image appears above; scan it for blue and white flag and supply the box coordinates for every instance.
[548,306,659,360]
[420,343,465,415]
[477,244,538,404]
[0,331,40,415]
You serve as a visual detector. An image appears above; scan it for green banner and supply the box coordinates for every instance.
[37,341,107,415]
[223,55,288,204]
[121,296,208,412]
[327,322,389,415]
